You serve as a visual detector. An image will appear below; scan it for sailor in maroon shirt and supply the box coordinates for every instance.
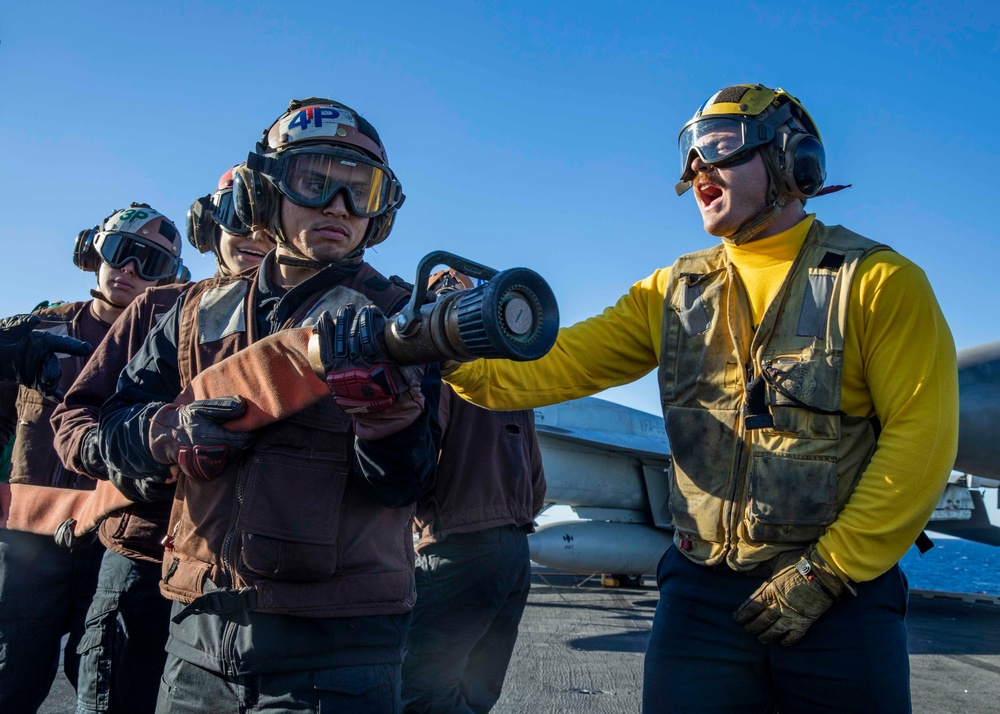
[0,204,186,711]
[51,176,272,714]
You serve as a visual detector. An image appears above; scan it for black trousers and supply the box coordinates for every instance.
[76,550,172,714]
[0,528,104,713]
[402,525,531,714]
[642,546,911,713]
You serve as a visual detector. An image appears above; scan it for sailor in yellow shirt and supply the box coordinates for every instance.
[447,84,958,713]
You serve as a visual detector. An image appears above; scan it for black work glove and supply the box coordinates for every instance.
[148,397,255,481]
[79,427,109,479]
[53,520,99,551]
[734,544,855,646]
[0,314,93,401]
[312,306,425,440]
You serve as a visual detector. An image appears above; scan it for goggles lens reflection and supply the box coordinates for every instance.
[276,151,394,217]
[678,117,771,179]
[209,190,250,236]
[96,232,179,281]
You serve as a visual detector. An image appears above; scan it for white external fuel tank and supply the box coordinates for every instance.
[529,520,674,575]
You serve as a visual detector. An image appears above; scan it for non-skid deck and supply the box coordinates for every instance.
[39,572,1000,713]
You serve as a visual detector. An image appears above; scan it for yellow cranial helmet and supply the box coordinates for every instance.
[676,84,825,200]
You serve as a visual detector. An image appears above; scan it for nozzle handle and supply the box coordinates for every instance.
[394,251,499,337]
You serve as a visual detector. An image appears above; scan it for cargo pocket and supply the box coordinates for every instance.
[747,451,838,544]
[76,589,122,712]
[315,664,396,714]
[236,450,347,581]
[760,351,842,441]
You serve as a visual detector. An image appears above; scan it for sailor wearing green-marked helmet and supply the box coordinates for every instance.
[0,203,186,710]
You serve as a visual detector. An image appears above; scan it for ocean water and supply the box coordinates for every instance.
[538,504,1000,597]
[899,537,1000,596]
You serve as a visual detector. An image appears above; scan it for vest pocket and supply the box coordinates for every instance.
[236,450,347,582]
[11,394,62,486]
[746,451,838,544]
[160,557,210,600]
[664,408,732,542]
[767,406,839,440]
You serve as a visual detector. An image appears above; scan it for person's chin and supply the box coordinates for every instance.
[702,219,728,237]
[108,286,138,303]
[235,256,264,272]
[311,246,352,263]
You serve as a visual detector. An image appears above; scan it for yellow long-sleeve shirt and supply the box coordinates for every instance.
[448,215,959,583]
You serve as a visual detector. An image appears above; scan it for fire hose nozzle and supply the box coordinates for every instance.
[383,251,559,366]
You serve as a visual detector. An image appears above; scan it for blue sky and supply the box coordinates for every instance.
[2,1,997,415]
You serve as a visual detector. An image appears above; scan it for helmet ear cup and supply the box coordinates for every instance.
[186,196,219,254]
[233,162,276,232]
[73,228,100,272]
[779,133,826,200]
[363,191,405,248]
[157,261,191,287]
[365,208,396,249]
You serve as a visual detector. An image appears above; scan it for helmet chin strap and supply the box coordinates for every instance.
[724,198,787,246]
[271,202,371,271]
[89,288,129,309]
[724,147,787,246]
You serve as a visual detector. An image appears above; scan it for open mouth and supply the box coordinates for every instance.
[238,247,267,259]
[697,183,723,208]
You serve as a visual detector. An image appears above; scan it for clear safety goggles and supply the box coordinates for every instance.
[677,116,775,182]
[209,189,250,236]
[94,231,180,281]
[268,147,403,218]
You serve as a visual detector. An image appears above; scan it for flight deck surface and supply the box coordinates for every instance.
[491,572,1000,714]
[39,571,1000,713]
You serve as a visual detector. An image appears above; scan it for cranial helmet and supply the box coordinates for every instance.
[676,84,826,202]
[428,268,475,295]
[74,203,188,287]
[232,97,405,265]
[188,164,252,252]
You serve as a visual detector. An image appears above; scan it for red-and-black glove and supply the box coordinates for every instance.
[311,306,425,439]
[148,397,255,481]
[0,314,93,401]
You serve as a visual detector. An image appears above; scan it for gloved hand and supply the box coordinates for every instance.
[311,306,425,440]
[148,397,255,481]
[54,520,99,551]
[733,545,855,646]
[79,427,109,479]
[0,314,93,401]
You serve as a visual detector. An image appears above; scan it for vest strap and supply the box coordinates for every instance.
[914,530,935,554]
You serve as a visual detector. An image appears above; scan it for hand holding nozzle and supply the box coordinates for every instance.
[177,251,559,439]
[308,305,426,440]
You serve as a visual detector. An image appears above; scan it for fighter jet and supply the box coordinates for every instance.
[528,341,1000,577]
